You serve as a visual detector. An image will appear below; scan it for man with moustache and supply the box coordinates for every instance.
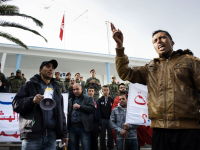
[111,83,127,111]
[110,93,139,150]
[68,83,95,150]
[111,23,200,150]
[65,78,76,99]
[12,59,68,150]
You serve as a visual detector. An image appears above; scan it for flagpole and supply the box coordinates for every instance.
[64,11,66,50]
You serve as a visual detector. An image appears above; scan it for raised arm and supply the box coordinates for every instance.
[111,23,148,85]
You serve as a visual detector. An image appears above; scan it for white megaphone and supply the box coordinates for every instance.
[40,88,56,110]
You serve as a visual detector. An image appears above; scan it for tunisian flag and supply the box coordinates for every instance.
[59,14,64,41]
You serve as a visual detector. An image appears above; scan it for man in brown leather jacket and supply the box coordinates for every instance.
[111,23,200,150]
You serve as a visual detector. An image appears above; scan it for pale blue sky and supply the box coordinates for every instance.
[1,0,200,59]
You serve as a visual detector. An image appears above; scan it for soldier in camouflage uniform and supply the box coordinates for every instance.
[9,70,25,93]
[21,73,27,83]
[7,72,15,92]
[85,69,101,100]
[80,76,86,94]
[64,72,71,90]
[7,72,15,81]
[108,75,118,99]
[75,73,86,94]
[55,72,65,93]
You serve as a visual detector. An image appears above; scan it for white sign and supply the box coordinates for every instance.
[0,93,68,142]
[125,83,151,126]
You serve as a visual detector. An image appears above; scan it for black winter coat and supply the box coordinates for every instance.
[98,96,113,119]
[12,74,67,140]
[68,94,95,132]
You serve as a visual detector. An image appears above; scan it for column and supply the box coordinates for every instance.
[15,54,22,75]
[1,53,7,73]
[106,62,110,84]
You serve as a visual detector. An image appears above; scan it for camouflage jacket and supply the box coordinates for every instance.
[55,78,65,93]
[108,82,119,98]
[7,76,15,82]
[80,81,86,94]
[22,77,27,83]
[76,79,80,83]
[10,76,25,93]
[64,78,70,90]
[85,77,101,95]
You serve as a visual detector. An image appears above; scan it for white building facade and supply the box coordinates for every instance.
[0,43,150,85]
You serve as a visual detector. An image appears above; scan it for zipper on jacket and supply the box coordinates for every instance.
[164,59,168,128]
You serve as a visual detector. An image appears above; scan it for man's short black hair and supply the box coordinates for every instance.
[118,83,125,89]
[152,30,173,41]
[119,92,128,99]
[87,86,95,90]
[103,85,109,88]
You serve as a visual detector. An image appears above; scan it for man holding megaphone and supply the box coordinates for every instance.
[12,59,68,150]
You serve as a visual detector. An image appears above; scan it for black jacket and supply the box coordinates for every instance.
[12,74,67,140]
[0,80,8,92]
[68,94,95,132]
[93,100,101,133]
[98,96,113,119]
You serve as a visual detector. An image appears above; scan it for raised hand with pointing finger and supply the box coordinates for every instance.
[110,23,123,49]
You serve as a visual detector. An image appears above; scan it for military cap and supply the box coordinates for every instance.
[11,72,14,74]
[66,72,71,76]
[75,73,80,76]
[55,72,60,75]
[16,70,21,73]
[40,59,58,69]
[90,69,95,73]
[111,75,116,78]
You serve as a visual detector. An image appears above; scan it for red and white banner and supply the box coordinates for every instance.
[0,93,68,142]
[126,83,151,126]
[59,14,65,41]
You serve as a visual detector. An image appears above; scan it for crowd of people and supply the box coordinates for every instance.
[0,61,141,150]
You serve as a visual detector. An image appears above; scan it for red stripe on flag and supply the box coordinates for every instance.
[59,15,64,41]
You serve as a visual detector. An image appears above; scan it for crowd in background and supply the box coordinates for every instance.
[1,62,147,150]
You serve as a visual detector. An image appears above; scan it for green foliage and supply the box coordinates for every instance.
[0,0,47,49]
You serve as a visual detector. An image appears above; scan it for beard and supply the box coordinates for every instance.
[41,73,52,80]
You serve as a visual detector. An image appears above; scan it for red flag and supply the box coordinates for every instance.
[59,14,64,41]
